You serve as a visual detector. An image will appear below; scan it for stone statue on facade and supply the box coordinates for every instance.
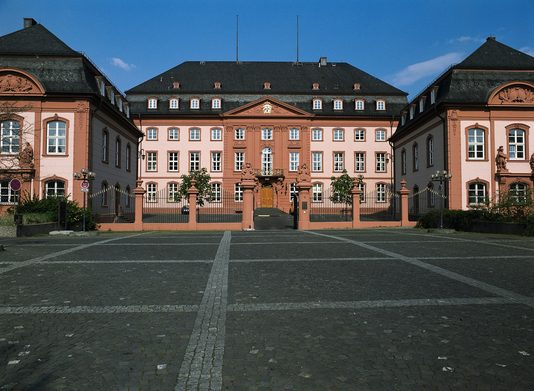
[19,142,34,168]
[496,146,507,172]
[296,163,311,184]
[241,162,255,181]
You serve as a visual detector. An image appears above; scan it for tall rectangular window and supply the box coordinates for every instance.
[168,152,179,172]
[0,121,20,154]
[427,137,434,166]
[234,183,243,202]
[210,183,221,202]
[312,152,323,172]
[289,183,297,202]
[211,151,222,172]
[376,183,386,203]
[467,128,485,159]
[168,182,179,202]
[189,152,200,172]
[146,183,157,202]
[146,127,157,140]
[146,151,157,171]
[376,152,386,172]
[312,183,323,202]
[47,121,66,154]
[333,152,344,172]
[375,129,386,141]
[115,138,121,167]
[125,144,131,171]
[211,128,222,141]
[333,128,344,141]
[289,152,300,172]
[355,152,365,172]
[234,152,244,171]
[413,143,419,171]
[508,129,525,159]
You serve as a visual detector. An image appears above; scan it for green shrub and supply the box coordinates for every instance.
[22,213,55,224]
[0,213,15,227]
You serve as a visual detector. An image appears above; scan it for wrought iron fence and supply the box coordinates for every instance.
[310,188,352,222]
[360,190,400,221]
[197,190,242,223]
[142,188,189,223]
[90,185,135,223]
[408,187,444,220]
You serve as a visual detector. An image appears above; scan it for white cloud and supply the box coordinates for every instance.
[520,47,534,57]
[111,57,135,71]
[448,36,484,44]
[392,52,464,86]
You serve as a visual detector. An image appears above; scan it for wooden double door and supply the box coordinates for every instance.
[260,185,273,208]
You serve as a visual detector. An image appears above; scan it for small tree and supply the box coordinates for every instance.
[179,168,212,206]
[330,170,355,204]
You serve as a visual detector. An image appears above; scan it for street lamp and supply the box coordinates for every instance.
[431,170,452,229]
[73,168,96,231]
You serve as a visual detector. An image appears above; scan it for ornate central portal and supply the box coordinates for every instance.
[260,185,274,207]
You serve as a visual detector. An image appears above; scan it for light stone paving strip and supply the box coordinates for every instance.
[231,257,394,263]
[37,259,213,264]
[0,304,199,314]
[307,231,534,309]
[176,231,231,391]
[227,297,517,312]
[101,243,220,246]
[0,233,148,275]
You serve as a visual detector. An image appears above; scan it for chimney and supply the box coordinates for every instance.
[23,18,37,28]
[319,57,327,67]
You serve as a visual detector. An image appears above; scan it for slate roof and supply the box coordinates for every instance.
[127,61,406,95]
[126,61,408,117]
[391,38,534,141]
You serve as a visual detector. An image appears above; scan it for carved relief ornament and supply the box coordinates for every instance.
[0,72,42,94]
[489,83,534,105]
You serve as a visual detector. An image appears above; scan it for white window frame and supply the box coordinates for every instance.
[508,128,525,160]
[168,182,180,202]
[261,128,273,140]
[168,127,179,140]
[468,182,487,205]
[376,100,386,111]
[190,98,200,109]
[146,183,157,203]
[45,180,65,198]
[146,151,157,172]
[0,120,20,154]
[311,128,323,141]
[211,128,222,141]
[261,147,273,173]
[0,180,18,204]
[312,98,322,110]
[47,121,67,154]
[375,129,386,142]
[289,128,300,141]
[355,99,365,111]
[354,128,365,141]
[376,152,386,172]
[146,127,158,141]
[147,98,157,109]
[333,152,344,172]
[312,152,323,172]
[211,98,221,109]
[467,128,485,160]
[169,98,179,109]
[509,182,528,203]
[376,183,387,203]
[333,99,343,111]
[234,152,244,171]
[189,128,201,141]
[234,183,243,202]
[289,152,299,172]
[211,151,222,172]
[189,152,200,172]
[168,152,179,172]
[210,182,221,202]
[333,128,344,141]
[312,183,323,202]
[355,152,365,172]
[235,128,245,140]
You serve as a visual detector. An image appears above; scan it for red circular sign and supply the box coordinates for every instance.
[9,178,21,191]
[81,180,90,189]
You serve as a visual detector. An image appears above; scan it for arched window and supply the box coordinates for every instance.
[45,180,65,198]
[47,120,66,154]
[427,182,436,208]
[401,149,407,175]
[261,147,272,174]
[508,128,525,160]
[101,181,109,206]
[115,137,121,168]
[467,127,485,160]
[125,185,131,208]
[468,182,487,205]
[312,98,322,110]
[412,185,420,215]
[102,129,109,162]
[190,98,200,109]
[169,98,179,110]
[147,98,157,109]
[355,99,365,110]
[125,143,131,171]
[211,98,221,109]
[509,182,528,204]
[0,120,20,154]
[427,136,434,167]
[333,99,343,111]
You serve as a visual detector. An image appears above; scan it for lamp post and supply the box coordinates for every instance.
[73,168,96,231]
[431,170,452,229]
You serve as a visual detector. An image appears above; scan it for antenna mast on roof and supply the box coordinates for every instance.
[236,15,239,63]
[296,15,300,64]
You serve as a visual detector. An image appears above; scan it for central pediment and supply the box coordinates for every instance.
[223,97,313,118]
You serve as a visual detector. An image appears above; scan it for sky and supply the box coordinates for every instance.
[1,0,533,99]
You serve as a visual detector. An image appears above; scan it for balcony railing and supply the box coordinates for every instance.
[254,168,284,178]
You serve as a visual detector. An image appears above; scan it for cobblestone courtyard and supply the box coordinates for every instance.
[0,228,533,390]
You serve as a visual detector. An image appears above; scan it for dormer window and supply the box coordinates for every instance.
[172,81,181,89]
[148,98,158,109]
[401,111,406,126]
[430,86,438,104]
[263,81,271,90]
[355,99,365,111]
[409,104,416,119]
[312,82,320,90]
[117,98,123,112]
[353,83,361,91]
[190,98,200,109]
[376,100,386,111]
[214,81,222,89]
[124,103,130,118]
[333,99,343,111]
[211,98,222,109]
[106,87,115,105]
[96,77,105,96]
[312,98,322,110]
[169,98,179,109]
[419,97,425,112]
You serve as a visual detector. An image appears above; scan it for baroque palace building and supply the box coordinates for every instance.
[0,19,142,218]
[126,60,407,212]
[390,37,534,211]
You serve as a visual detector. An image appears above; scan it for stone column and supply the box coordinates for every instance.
[241,179,255,230]
[297,182,312,230]
[399,179,410,227]
[188,180,199,230]
[351,187,361,228]
[133,180,145,231]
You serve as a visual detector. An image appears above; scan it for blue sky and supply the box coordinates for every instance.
[1,0,533,99]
